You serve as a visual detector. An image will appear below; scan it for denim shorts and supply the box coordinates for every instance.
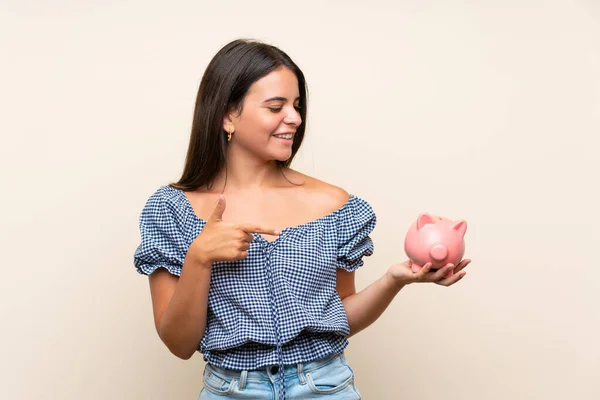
[198,352,362,399]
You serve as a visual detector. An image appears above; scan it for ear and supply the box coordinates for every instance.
[416,213,436,230]
[451,220,467,237]
[223,113,234,134]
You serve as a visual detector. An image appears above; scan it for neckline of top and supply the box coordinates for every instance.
[166,185,357,243]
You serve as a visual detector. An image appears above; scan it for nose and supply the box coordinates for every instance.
[284,107,302,126]
[429,243,448,261]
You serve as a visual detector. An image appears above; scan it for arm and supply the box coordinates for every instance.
[337,259,470,337]
[148,260,212,360]
[336,269,404,337]
[147,194,280,360]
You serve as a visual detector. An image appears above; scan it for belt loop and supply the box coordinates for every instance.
[239,370,248,390]
[297,362,306,385]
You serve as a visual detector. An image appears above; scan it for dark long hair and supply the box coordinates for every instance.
[170,39,308,192]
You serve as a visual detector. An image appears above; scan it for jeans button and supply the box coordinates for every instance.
[270,366,279,374]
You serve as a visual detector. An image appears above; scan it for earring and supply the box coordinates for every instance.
[227,129,233,142]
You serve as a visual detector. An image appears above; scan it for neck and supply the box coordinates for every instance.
[212,149,284,192]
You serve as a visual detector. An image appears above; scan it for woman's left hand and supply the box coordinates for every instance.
[386,259,471,288]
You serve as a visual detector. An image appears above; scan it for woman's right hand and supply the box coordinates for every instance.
[186,195,280,267]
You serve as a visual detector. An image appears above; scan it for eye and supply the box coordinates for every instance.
[268,105,302,113]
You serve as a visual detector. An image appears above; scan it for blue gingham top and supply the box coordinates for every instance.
[133,185,376,371]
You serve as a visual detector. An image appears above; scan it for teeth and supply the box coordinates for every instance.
[275,134,293,139]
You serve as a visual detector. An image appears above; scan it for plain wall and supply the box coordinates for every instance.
[1,1,599,399]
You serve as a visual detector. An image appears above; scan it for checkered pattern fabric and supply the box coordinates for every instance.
[133,185,376,373]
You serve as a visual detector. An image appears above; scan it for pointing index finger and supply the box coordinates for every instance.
[238,224,281,236]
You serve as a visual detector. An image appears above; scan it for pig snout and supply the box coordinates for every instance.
[429,243,448,261]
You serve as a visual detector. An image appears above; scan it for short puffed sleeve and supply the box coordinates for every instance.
[133,186,190,276]
[335,195,377,271]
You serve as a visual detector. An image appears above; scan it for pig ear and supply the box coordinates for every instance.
[452,220,467,237]
[417,213,436,230]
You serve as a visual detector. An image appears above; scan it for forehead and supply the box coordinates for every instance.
[246,67,299,99]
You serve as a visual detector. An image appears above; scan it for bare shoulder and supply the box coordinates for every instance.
[180,187,221,221]
[283,169,351,213]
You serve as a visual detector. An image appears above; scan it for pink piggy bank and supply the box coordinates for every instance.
[404,213,467,276]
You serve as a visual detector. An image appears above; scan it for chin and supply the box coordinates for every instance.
[274,155,292,163]
[271,152,292,163]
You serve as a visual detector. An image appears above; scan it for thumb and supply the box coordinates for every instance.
[209,194,226,222]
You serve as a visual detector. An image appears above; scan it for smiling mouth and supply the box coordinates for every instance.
[273,133,294,139]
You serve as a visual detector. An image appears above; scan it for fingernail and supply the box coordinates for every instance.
[274,230,281,235]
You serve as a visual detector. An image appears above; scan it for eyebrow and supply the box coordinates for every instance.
[263,96,300,103]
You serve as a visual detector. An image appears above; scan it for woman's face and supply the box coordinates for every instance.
[225,66,302,162]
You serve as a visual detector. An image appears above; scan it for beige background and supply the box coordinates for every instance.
[1,1,599,399]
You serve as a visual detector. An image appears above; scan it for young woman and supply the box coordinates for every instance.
[134,38,471,399]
